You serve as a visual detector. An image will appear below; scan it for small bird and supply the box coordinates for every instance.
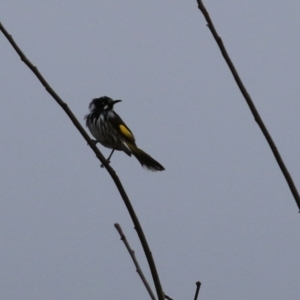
[85,96,165,171]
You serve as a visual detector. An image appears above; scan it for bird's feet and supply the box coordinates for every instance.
[89,139,98,146]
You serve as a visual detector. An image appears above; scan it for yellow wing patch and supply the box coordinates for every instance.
[119,124,134,141]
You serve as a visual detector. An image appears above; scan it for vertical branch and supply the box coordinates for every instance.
[193,281,201,300]
[196,1,300,212]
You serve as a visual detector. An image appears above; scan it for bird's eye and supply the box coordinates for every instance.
[103,105,109,110]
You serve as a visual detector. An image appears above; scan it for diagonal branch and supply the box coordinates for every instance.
[114,223,157,300]
[0,22,165,300]
[196,1,300,212]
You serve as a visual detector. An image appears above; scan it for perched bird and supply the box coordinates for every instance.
[85,96,165,171]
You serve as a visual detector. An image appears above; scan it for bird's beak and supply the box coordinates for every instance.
[113,100,122,105]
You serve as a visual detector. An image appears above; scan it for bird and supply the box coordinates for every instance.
[85,96,165,171]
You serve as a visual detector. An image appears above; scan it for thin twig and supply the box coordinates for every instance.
[114,223,157,300]
[193,281,201,300]
[0,22,165,300]
[196,1,300,212]
[164,294,174,300]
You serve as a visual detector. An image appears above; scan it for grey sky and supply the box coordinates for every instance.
[1,1,300,299]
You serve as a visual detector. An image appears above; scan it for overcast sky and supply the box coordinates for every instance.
[1,1,300,299]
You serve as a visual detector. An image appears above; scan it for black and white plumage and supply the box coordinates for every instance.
[85,96,165,171]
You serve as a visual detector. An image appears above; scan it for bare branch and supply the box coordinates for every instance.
[193,281,201,300]
[164,294,174,300]
[0,22,165,300]
[114,223,157,300]
[196,1,300,212]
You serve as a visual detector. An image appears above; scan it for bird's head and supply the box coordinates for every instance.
[88,96,122,113]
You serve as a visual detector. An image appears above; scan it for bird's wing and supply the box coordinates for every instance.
[110,112,136,143]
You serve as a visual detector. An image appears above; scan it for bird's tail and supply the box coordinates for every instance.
[126,144,165,171]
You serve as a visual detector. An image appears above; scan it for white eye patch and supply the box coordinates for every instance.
[104,105,109,110]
